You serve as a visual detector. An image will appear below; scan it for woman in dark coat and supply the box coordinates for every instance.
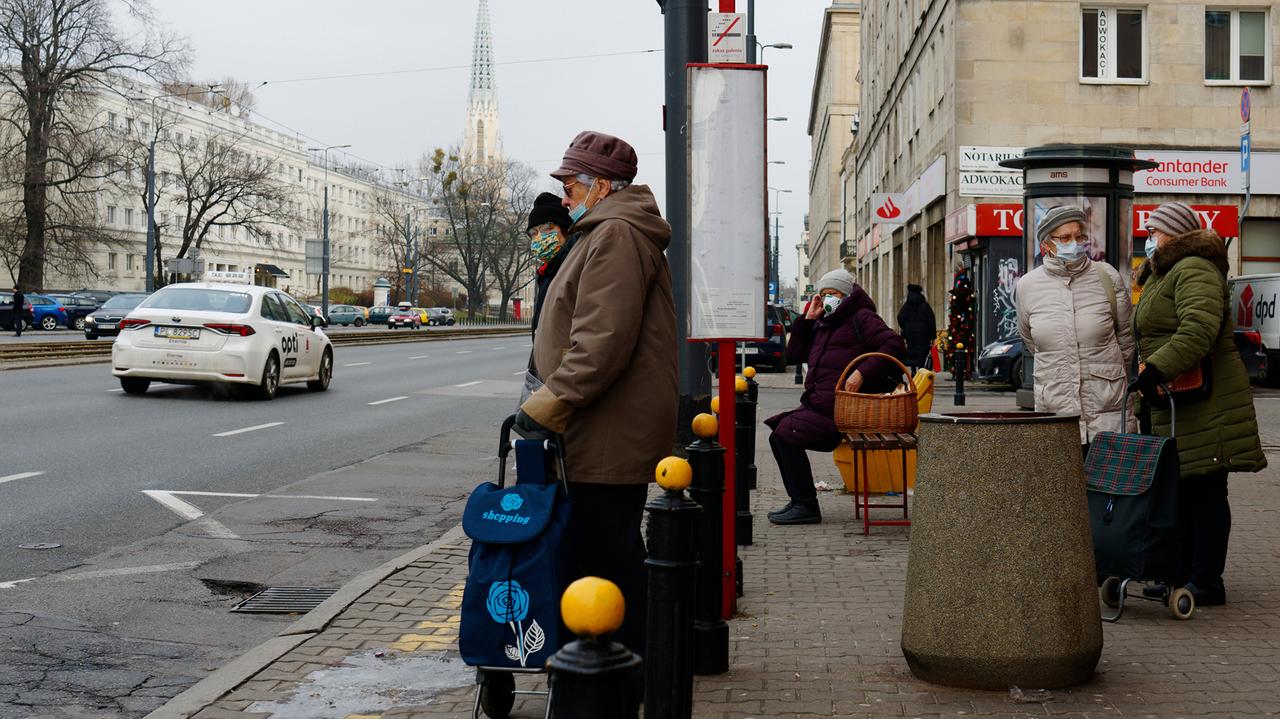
[1130,202,1266,606]
[897,283,936,371]
[765,269,907,525]
[527,192,578,349]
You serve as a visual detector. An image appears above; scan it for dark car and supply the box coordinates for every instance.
[46,293,100,331]
[0,290,34,332]
[68,289,122,304]
[368,305,395,324]
[710,303,792,372]
[976,336,1025,389]
[84,294,149,339]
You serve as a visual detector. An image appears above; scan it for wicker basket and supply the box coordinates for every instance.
[833,353,919,434]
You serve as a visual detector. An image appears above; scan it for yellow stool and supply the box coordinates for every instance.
[832,368,935,493]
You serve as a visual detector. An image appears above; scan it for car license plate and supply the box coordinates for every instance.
[155,326,200,340]
[99,323,116,330]
[742,347,759,355]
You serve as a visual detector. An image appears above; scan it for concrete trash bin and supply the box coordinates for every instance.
[901,412,1101,691]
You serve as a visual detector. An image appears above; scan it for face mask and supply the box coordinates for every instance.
[1145,236,1159,260]
[567,182,596,223]
[531,230,563,262]
[1053,240,1086,262]
[822,295,842,316]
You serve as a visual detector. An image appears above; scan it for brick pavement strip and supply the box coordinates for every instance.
[160,375,1280,718]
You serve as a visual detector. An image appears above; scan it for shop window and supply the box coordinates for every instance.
[1205,9,1269,83]
[1081,7,1146,82]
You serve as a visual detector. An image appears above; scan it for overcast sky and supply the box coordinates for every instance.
[146,0,831,283]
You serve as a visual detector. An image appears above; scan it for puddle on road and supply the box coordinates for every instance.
[246,650,472,718]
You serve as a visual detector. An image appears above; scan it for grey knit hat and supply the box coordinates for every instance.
[1147,201,1201,237]
[815,269,855,297]
[1036,205,1088,246]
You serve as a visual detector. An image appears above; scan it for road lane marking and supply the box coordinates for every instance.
[164,490,377,502]
[344,361,372,367]
[105,388,124,392]
[142,489,203,521]
[368,396,408,406]
[456,350,472,354]
[0,578,35,589]
[1,562,201,590]
[0,471,43,486]
[212,421,284,437]
[409,354,430,360]
[513,371,526,376]
[491,346,506,350]
[455,380,482,387]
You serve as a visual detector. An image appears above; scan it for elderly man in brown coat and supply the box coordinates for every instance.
[516,130,677,653]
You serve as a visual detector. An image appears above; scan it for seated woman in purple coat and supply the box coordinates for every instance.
[765,269,907,525]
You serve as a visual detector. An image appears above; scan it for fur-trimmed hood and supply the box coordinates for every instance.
[1137,229,1229,284]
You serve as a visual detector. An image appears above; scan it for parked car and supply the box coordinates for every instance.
[388,302,421,329]
[46,293,100,331]
[84,294,149,339]
[0,290,34,332]
[976,336,1025,389]
[68,289,121,304]
[426,307,456,326]
[709,303,793,372]
[326,304,366,327]
[26,294,70,331]
[111,283,333,399]
[368,305,395,324]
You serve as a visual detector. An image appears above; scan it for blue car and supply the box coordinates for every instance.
[976,336,1026,389]
[26,294,70,331]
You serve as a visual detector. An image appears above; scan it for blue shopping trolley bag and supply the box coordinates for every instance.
[459,419,571,669]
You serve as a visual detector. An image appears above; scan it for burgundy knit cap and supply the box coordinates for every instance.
[550,131,638,182]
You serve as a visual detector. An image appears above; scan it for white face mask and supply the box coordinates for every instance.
[822,295,842,315]
[1053,240,1086,262]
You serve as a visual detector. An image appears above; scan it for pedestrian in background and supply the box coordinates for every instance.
[11,285,23,337]
[764,269,907,525]
[516,131,677,653]
[1016,205,1134,453]
[1130,201,1266,607]
[525,191,577,351]
[897,283,936,372]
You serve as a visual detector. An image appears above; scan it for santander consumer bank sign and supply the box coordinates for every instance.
[1136,150,1279,195]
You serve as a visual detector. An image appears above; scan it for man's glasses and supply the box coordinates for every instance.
[1049,232,1089,243]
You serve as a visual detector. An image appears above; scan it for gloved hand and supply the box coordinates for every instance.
[514,409,550,436]
[1127,363,1164,397]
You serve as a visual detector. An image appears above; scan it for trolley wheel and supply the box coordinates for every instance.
[1169,587,1196,620]
[478,670,515,718]
[1099,576,1124,609]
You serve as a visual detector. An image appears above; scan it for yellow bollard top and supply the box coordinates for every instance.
[655,456,692,491]
[743,366,757,379]
[710,396,720,415]
[692,412,718,438]
[561,577,625,637]
[735,376,748,394]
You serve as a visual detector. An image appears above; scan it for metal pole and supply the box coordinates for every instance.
[322,182,330,319]
[746,0,756,64]
[145,137,157,292]
[660,0,710,442]
[772,213,780,303]
[404,210,413,305]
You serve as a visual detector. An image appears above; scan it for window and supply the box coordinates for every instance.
[108,253,117,270]
[125,208,133,227]
[1081,7,1145,82]
[107,206,117,224]
[260,293,288,322]
[126,117,133,133]
[126,254,135,271]
[1205,10,1269,83]
[108,112,117,129]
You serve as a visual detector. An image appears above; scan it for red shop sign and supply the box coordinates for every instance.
[974,204,1024,237]
[1133,205,1239,237]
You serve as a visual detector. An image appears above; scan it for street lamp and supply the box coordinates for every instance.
[393,177,430,305]
[133,85,225,292]
[768,187,792,303]
[759,42,793,64]
[307,143,352,320]
[767,117,788,122]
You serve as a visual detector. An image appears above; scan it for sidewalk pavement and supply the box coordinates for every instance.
[153,373,1280,719]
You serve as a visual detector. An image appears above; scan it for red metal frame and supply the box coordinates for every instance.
[851,443,912,536]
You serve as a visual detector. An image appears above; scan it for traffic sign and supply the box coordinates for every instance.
[1242,87,1251,123]
[708,13,746,64]
[1242,133,1252,190]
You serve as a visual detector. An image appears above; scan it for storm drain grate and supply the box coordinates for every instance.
[231,586,338,614]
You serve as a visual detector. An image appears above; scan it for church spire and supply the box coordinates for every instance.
[464,0,501,163]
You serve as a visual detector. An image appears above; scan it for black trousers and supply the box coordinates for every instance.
[770,432,822,503]
[566,482,649,655]
[1178,471,1231,590]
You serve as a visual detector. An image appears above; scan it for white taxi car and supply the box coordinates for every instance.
[111,283,334,400]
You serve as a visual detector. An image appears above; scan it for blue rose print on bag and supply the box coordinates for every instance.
[485,580,543,666]
[500,492,524,512]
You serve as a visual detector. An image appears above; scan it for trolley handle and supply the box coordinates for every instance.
[1127,382,1176,438]
[496,413,570,492]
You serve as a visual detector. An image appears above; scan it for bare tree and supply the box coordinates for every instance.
[0,0,188,289]
[369,186,429,305]
[485,162,539,321]
[161,76,257,116]
[418,147,505,317]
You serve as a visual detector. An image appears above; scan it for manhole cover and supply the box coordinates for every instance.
[17,543,60,550]
[231,586,338,614]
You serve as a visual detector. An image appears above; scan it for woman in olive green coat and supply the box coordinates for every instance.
[1130,203,1266,607]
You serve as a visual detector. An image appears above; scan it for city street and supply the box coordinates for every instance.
[0,334,533,717]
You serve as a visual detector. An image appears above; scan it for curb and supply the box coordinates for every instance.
[144,524,468,719]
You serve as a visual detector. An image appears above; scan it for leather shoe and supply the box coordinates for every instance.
[767,501,796,519]
[1184,582,1226,606]
[768,500,821,525]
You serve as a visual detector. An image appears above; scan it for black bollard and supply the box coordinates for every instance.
[547,579,643,719]
[794,360,804,385]
[734,384,754,547]
[953,343,967,406]
[743,368,759,490]
[686,414,730,675]
[644,458,701,718]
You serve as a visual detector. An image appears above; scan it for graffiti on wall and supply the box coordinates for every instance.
[992,257,1020,340]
